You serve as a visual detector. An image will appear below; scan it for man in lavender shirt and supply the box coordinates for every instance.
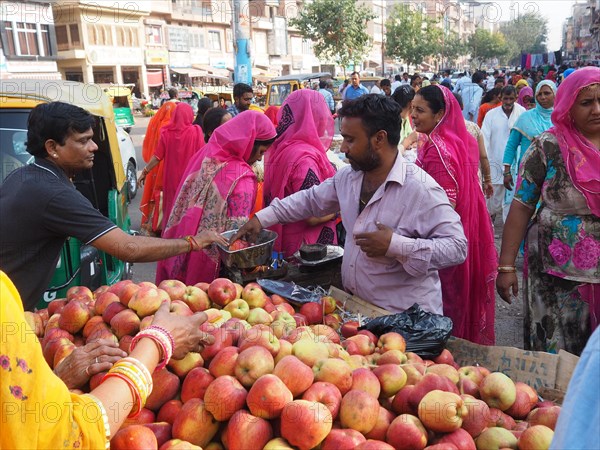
[232,95,467,314]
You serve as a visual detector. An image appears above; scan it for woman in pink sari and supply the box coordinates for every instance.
[138,102,204,233]
[412,85,498,345]
[263,89,338,257]
[517,86,534,110]
[156,111,277,284]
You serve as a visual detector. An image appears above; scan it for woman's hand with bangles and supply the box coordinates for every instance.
[496,272,519,304]
[149,301,214,359]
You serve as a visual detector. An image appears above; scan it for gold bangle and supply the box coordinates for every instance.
[184,236,194,252]
[498,265,517,273]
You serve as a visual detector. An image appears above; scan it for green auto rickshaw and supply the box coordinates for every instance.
[104,84,135,132]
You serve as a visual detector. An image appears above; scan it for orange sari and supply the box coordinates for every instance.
[140,101,177,230]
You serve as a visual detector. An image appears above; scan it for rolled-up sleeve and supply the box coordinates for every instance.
[385,186,468,276]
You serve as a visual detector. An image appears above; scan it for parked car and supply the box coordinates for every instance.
[116,126,138,199]
[0,79,134,309]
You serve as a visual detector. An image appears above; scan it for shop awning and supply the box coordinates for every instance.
[171,68,208,78]
[192,65,231,78]
[146,70,164,87]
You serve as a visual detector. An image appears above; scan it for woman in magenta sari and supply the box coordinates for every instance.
[517,86,534,110]
[263,89,338,257]
[497,67,600,355]
[412,85,498,345]
[138,102,204,233]
[156,111,277,284]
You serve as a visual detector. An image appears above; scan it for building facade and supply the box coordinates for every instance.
[0,1,61,80]
[563,0,600,62]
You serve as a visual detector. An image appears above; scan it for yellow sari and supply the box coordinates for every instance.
[0,272,109,449]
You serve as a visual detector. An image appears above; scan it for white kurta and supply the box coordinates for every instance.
[481,104,526,183]
[481,103,526,221]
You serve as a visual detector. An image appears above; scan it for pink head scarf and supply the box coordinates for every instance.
[417,85,481,195]
[264,89,335,206]
[549,66,600,217]
[159,102,204,158]
[203,110,277,164]
[517,86,534,108]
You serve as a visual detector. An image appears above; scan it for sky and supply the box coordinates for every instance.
[493,0,578,50]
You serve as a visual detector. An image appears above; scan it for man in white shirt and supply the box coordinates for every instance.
[454,72,467,94]
[391,74,402,92]
[460,71,485,123]
[486,70,499,91]
[370,80,383,95]
[481,85,526,223]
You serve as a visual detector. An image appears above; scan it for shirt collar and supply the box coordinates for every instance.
[33,157,70,182]
[384,152,408,187]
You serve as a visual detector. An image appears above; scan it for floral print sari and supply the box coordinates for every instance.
[515,133,600,355]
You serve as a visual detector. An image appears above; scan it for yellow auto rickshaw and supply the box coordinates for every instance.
[265,72,332,108]
[0,79,133,309]
[201,86,234,108]
[103,84,136,131]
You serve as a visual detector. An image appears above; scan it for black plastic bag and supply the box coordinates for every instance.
[359,303,453,359]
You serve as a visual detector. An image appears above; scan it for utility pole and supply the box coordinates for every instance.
[381,1,385,76]
[232,0,252,85]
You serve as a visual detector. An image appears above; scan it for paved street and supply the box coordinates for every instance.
[125,114,524,349]
[127,115,157,285]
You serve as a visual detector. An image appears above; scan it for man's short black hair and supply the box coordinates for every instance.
[380,79,391,88]
[319,80,327,89]
[26,102,96,158]
[338,94,401,147]
[168,88,178,99]
[233,83,253,99]
[472,71,486,84]
[395,74,402,81]
[501,85,517,97]
[350,71,360,78]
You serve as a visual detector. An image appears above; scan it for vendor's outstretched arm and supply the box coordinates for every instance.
[233,177,340,243]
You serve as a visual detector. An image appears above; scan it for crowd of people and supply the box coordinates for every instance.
[0,60,598,447]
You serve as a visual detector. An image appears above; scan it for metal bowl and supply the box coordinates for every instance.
[217,229,278,269]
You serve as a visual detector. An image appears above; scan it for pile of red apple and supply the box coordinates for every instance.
[28,278,562,450]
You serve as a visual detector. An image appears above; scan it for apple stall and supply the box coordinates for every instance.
[27,272,581,450]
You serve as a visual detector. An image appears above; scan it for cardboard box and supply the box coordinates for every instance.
[328,286,390,320]
[446,337,579,403]
[328,286,580,403]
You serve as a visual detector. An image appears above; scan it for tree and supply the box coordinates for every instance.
[499,13,549,65]
[289,0,375,74]
[436,31,466,68]
[467,28,509,68]
[385,4,443,67]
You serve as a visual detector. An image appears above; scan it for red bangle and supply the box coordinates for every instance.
[102,372,143,418]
